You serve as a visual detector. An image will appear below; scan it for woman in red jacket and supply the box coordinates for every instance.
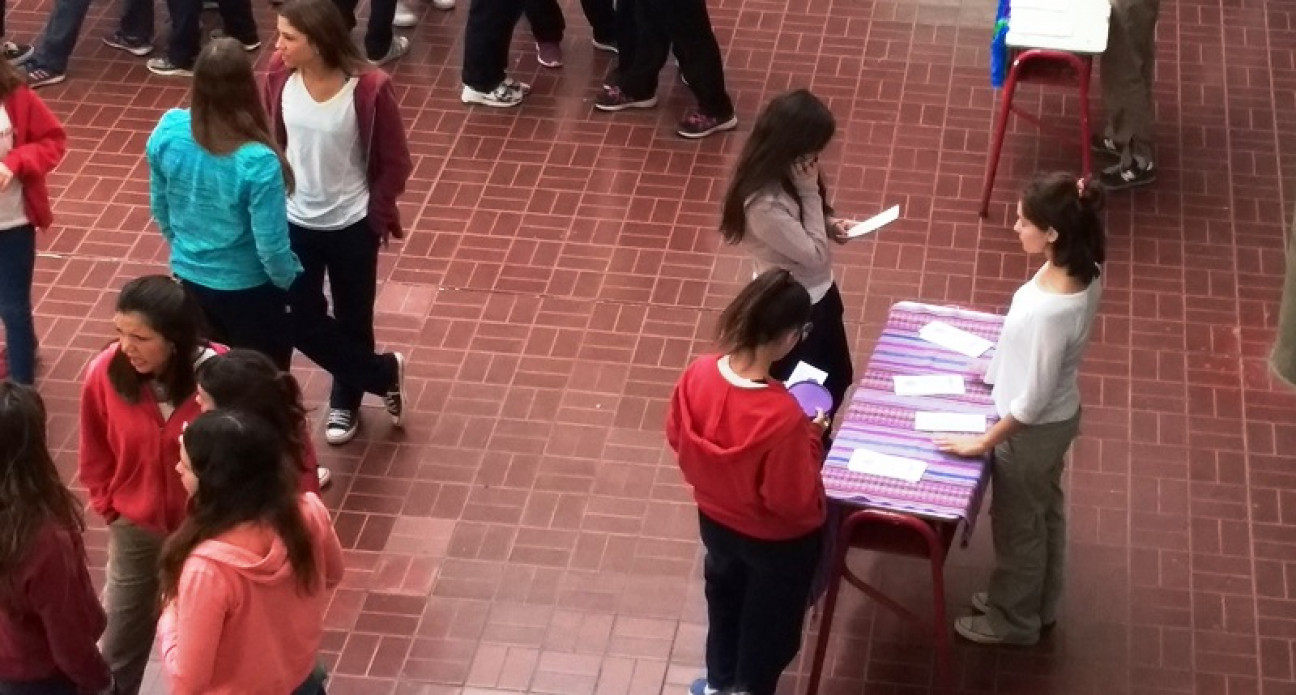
[667,269,828,695]
[78,275,220,695]
[195,348,330,491]
[0,56,66,385]
[0,382,114,695]
[262,0,412,447]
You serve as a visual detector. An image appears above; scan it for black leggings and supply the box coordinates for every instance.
[771,282,854,415]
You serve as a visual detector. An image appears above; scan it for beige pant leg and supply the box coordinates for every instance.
[99,520,164,695]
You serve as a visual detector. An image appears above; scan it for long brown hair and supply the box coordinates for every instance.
[279,0,366,74]
[107,275,208,406]
[0,58,25,100]
[716,269,812,354]
[190,38,296,192]
[159,410,317,603]
[0,383,85,607]
[196,349,309,473]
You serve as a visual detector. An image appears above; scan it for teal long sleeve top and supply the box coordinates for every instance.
[146,109,302,291]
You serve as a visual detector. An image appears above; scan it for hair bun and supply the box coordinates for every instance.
[1076,176,1105,213]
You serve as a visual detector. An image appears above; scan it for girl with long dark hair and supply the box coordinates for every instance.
[719,90,865,418]
[262,0,410,445]
[195,348,329,490]
[78,275,221,695]
[147,38,302,370]
[0,382,113,695]
[936,172,1106,646]
[667,269,828,695]
[157,410,343,694]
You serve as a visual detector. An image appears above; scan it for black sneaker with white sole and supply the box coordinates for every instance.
[103,31,153,56]
[1098,159,1156,191]
[1090,134,1120,157]
[384,352,406,426]
[325,408,359,445]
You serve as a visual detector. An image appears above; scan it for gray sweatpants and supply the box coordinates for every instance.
[982,411,1081,643]
[1101,0,1161,167]
[100,520,165,695]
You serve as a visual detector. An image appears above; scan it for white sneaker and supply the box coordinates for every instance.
[393,1,417,27]
[432,0,454,8]
[316,466,333,489]
[324,408,359,445]
[461,79,528,107]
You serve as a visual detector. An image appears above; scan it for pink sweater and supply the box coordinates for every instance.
[156,493,344,695]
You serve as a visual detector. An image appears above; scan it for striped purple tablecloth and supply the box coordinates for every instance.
[823,301,1004,539]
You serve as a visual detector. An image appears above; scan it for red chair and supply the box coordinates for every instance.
[979,48,1094,217]
[804,508,956,695]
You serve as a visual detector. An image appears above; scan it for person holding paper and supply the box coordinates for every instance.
[934,172,1106,646]
[719,90,861,418]
[667,269,829,695]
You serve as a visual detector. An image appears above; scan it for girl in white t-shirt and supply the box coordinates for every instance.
[935,172,1106,646]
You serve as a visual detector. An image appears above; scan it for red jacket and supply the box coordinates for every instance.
[667,355,826,541]
[2,85,67,229]
[0,521,112,693]
[260,55,413,244]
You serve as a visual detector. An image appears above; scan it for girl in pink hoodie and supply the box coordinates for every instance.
[157,409,344,695]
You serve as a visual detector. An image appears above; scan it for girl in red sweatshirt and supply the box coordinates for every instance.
[667,269,828,695]
[0,382,113,695]
[0,57,66,385]
[158,409,344,695]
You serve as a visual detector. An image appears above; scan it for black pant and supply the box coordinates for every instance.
[615,0,733,118]
[181,279,294,370]
[0,676,78,695]
[288,219,394,412]
[462,0,526,92]
[699,512,822,695]
[771,282,854,415]
[523,0,615,44]
[333,0,396,60]
[167,0,257,67]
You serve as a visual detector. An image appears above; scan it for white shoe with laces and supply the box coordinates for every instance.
[432,0,454,8]
[393,1,417,27]
[460,78,529,107]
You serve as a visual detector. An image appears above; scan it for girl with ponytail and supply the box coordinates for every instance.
[157,410,343,695]
[196,348,330,490]
[936,171,1106,646]
[667,269,828,695]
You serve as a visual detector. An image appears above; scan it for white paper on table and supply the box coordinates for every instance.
[918,321,993,358]
[913,411,987,433]
[893,374,966,396]
[846,204,901,238]
[785,361,828,386]
[847,448,928,484]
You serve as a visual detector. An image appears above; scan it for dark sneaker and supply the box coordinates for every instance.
[324,408,359,445]
[209,29,261,51]
[594,86,657,111]
[591,37,617,53]
[146,57,193,76]
[4,41,33,66]
[369,35,410,66]
[25,66,66,88]
[1098,159,1156,191]
[103,31,153,56]
[536,41,563,68]
[384,352,406,426]
[1090,134,1120,157]
[676,110,738,139]
[688,679,721,695]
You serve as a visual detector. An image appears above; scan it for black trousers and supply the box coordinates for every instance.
[523,0,615,44]
[180,279,294,371]
[288,218,394,412]
[332,0,397,60]
[614,0,733,118]
[771,282,855,415]
[167,0,257,67]
[699,512,823,695]
[0,676,78,695]
[462,0,527,92]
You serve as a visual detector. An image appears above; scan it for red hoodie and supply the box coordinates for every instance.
[2,85,67,230]
[0,521,112,693]
[667,355,826,541]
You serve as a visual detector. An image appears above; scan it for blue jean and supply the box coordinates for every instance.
[0,225,36,385]
[30,0,152,74]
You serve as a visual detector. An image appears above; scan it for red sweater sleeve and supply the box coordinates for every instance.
[3,87,67,178]
[757,419,825,529]
[77,362,118,522]
[23,526,111,694]
[367,76,412,242]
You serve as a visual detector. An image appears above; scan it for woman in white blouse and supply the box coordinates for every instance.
[936,172,1106,647]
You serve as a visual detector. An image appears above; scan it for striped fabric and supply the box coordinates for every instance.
[823,301,1004,539]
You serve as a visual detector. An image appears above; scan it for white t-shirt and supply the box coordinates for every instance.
[985,263,1102,425]
[0,108,29,229]
[282,74,369,231]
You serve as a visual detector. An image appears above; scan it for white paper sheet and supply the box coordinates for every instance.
[846,204,901,238]
[918,321,993,358]
[913,412,987,433]
[847,448,928,483]
[893,374,966,396]
[785,361,828,386]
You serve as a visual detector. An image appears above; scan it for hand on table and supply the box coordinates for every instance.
[829,218,857,244]
[933,435,990,458]
[966,357,992,382]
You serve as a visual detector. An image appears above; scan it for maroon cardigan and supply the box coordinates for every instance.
[260,55,413,244]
